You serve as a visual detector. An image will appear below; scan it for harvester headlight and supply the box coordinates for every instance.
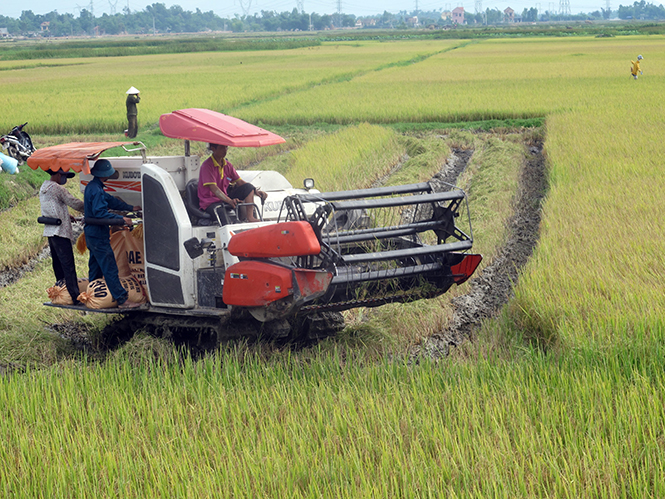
[303,178,315,190]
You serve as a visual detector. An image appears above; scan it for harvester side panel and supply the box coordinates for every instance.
[141,164,195,308]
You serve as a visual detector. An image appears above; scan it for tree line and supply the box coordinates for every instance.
[1,1,664,37]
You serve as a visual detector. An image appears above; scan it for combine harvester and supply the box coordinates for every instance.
[27,109,481,342]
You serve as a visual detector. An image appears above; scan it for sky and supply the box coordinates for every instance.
[2,0,612,21]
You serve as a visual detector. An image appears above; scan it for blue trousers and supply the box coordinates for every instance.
[85,231,128,305]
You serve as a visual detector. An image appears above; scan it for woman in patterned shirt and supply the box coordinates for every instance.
[39,168,84,304]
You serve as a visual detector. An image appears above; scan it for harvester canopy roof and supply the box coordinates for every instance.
[159,108,285,147]
[27,142,134,175]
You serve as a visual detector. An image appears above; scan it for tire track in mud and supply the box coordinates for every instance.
[414,139,547,359]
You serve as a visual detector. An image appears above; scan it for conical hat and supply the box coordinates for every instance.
[126,86,140,94]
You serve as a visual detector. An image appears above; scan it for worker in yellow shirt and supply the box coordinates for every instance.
[631,55,643,80]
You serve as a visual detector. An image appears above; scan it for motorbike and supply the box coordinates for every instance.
[1,122,36,166]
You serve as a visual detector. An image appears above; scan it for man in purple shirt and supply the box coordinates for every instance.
[197,143,267,223]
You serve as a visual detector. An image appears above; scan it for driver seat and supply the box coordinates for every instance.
[183,179,237,226]
[184,179,213,226]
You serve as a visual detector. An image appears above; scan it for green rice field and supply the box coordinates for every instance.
[1,32,664,497]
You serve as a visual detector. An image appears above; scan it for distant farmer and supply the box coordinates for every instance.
[197,143,267,224]
[631,55,643,80]
[125,86,141,138]
[84,159,141,309]
[39,168,84,305]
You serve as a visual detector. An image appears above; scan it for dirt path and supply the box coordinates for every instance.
[414,139,546,359]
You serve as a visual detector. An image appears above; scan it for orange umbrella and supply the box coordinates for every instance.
[27,142,133,175]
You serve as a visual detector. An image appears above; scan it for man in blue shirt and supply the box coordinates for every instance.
[84,159,141,309]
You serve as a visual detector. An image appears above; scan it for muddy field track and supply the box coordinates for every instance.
[1,134,546,356]
[416,139,546,359]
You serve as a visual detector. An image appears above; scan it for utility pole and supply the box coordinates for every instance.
[475,0,482,15]
[606,0,611,16]
[297,0,304,14]
[337,0,342,27]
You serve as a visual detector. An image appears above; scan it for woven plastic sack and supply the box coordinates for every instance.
[110,229,132,278]
[110,228,145,287]
[79,276,145,309]
[47,278,90,305]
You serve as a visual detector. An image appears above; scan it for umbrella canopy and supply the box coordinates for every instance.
[26,142,133,175]
[159,108,285,147]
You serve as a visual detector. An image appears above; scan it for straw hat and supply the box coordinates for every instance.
[126,86,140,94]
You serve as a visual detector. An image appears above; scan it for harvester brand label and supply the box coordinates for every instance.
[280,230,290,235]
[229,273,248,280]
[122,171,141,179]
[264,201,281,212]
[275,286,281,293]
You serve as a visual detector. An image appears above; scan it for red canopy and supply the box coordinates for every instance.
[159,108,285,147]
[27,142,133,175]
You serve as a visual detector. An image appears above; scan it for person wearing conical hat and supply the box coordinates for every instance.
[125,86,141,138]
[630,55,643,80]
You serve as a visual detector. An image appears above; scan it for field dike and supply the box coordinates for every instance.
[1,131,545,360]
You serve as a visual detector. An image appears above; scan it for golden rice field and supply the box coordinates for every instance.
[0,39,460,134]
[239,35,665,348]
[1,33,665,497]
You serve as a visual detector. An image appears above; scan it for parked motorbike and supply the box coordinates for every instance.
[1,122,36,167]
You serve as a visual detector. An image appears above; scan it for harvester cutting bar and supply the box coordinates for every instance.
[297,182,433,202]
[274,180,480,314]
[331,261,444,285]
[339,239,473,264]
[323,190,464,211]
[325,220,443,244]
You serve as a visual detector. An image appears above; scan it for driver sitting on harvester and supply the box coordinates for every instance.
[197,143,267,224]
